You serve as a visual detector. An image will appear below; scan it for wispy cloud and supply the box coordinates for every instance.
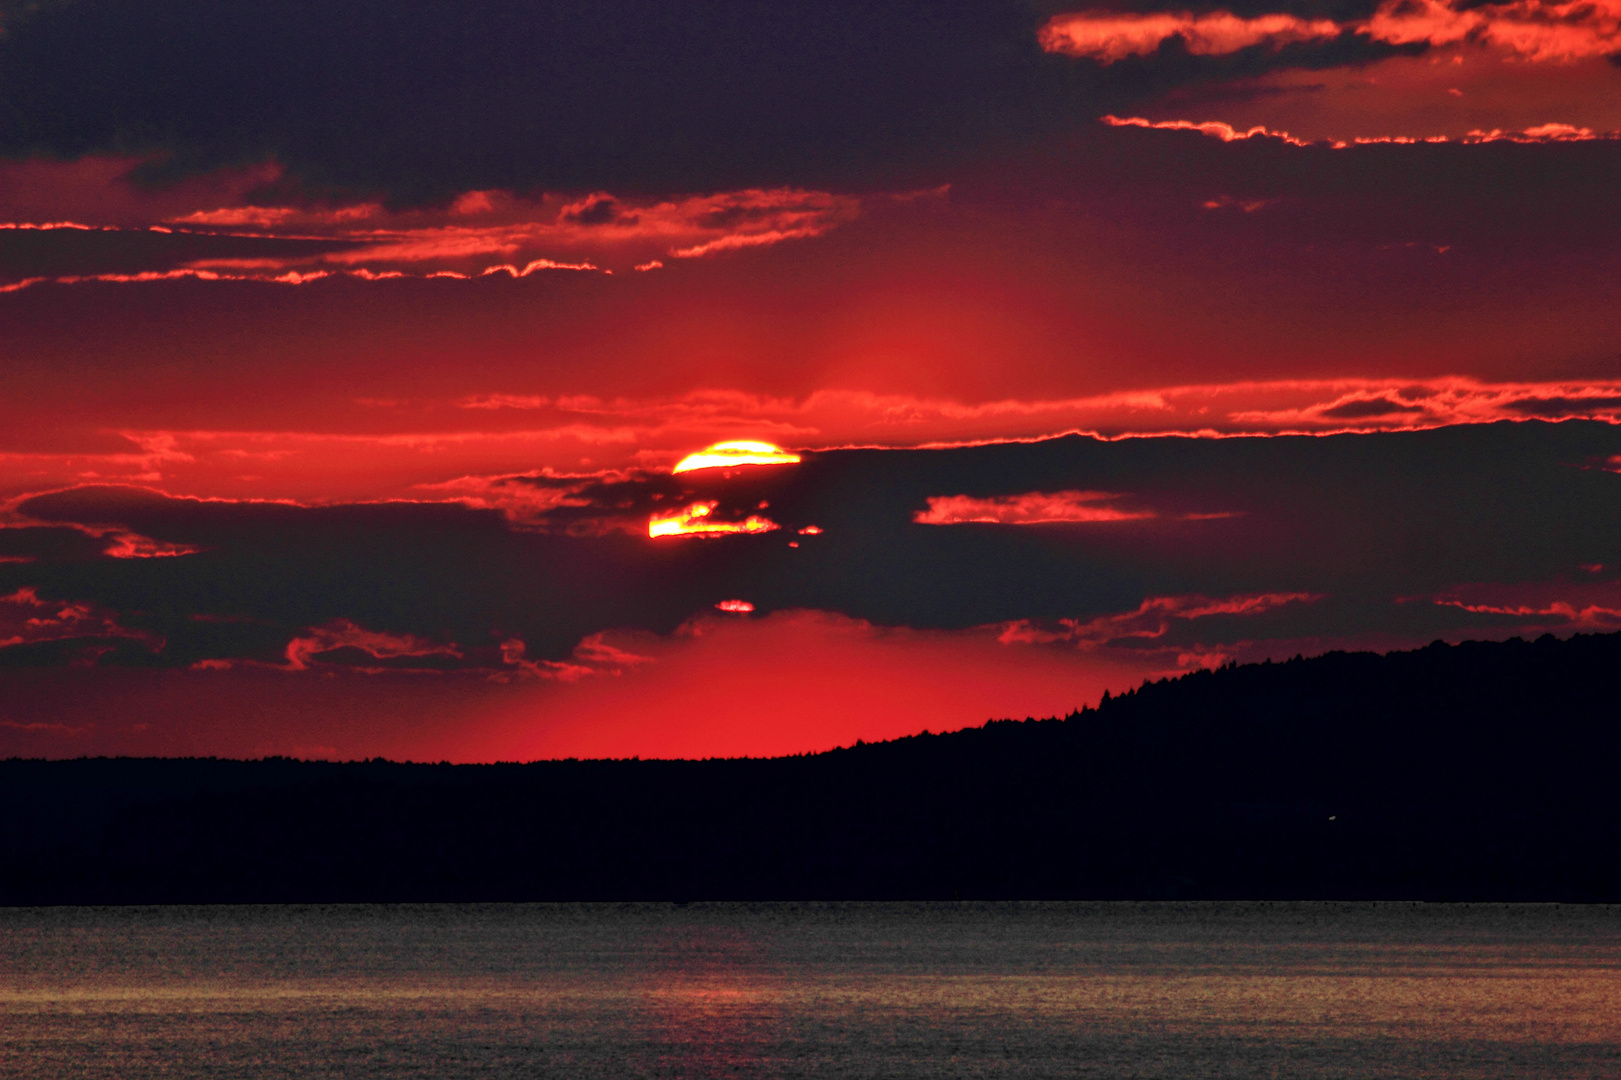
[1043,11,1342,62]
[0,182,863,289]
[0,585,158,656]
[284,619,462,672]
[1045,0,1621,63]
[1421,579,1621,630]
[998,591,1321,649]
[914,490,1154,525]
[496,633,652,682]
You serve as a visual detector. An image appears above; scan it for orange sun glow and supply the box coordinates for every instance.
[671,440,802,474]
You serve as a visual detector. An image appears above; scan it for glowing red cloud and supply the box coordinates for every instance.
[0,155,284,229]
[496,638,591,681]
[171,188,856,274]
[0,184,863,291]
[914,491,1154,525]
[1102,114,1616,148]
[998,592,1321,648]
[648,501,780,538]
[1045,0,1621,62]
[672,440,802,474]
[0,221,112,231]
[0,586,156,654]
[1,491,207,558]
[1,587,92,648]
[1042,11,1340,62]
[1422,580,1621,630]
[715,600,755,613]
[100,532,204,559]
[493,633,653,684]
[1363,0,1621,61]
[283,619,461,672]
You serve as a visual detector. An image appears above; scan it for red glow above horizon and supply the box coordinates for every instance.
[3,19,1620,764]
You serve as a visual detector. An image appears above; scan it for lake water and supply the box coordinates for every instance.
[1,902,1617,1079]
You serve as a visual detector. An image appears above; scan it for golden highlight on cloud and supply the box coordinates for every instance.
[913,491,1154,525]
[1044,0,1621,62]
[648,501,781,538]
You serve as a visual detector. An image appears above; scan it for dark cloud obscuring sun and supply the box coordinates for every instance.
[4,421,1615,677]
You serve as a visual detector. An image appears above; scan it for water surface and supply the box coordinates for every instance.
[2,902,1617,1078]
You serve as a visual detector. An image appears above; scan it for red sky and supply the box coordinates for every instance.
[1,0,1617,760]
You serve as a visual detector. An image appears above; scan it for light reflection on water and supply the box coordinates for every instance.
[1,902,1617,1078]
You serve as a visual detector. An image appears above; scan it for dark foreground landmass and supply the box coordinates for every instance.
[3,631,1618,904]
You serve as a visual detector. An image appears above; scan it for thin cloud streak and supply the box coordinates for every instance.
[0,185,862,288]
[914,491,1155,525]
[997,592,1322,647]
[1103,114,1618,148]
[1421,580,1621,630]
[0,262,603,295]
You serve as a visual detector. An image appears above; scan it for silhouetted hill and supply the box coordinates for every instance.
[3,631,1618,904]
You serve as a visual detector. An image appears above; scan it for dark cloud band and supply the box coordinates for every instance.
[3,420,1615,671]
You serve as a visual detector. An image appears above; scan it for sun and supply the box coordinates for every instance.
[671,440,801,474]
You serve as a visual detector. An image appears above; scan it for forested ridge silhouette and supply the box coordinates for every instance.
[4,631,1617,903]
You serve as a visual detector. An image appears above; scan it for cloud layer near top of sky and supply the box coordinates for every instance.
[0,0,1088,199]
[1042,0,1621,64]
[0,0,1614,202]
